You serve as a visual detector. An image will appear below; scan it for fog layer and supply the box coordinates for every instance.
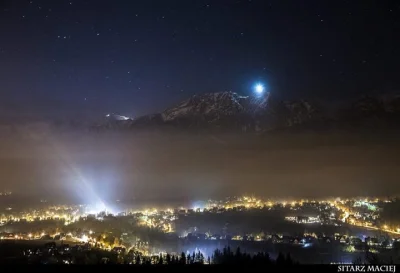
[0,128,398,203]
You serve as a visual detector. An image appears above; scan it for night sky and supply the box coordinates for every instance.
[0,0,399,119]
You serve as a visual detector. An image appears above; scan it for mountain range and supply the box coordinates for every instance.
[89,91,400,133]
[3,91,398,135]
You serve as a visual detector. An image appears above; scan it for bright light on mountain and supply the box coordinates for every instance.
[254,83,264,94]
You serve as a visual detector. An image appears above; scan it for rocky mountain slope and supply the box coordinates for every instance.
[1,92,399,135]
[126,91,326,132]
[91,91,400,133]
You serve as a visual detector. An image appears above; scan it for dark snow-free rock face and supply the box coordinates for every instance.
[335,94,399,128]
[279,100,325,127]
[349,95,400,116]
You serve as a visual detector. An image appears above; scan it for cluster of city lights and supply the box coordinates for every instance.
[1,196,399,255]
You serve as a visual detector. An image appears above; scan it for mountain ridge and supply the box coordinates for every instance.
[1,91,399,134]
[91,91,400,133]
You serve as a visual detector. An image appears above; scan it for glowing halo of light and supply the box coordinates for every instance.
[254,83,265,94]
[191,200,206,211]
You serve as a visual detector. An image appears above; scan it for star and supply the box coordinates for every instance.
[1,0,397,127]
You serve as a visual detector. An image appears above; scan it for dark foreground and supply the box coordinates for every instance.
[0,240,396,270]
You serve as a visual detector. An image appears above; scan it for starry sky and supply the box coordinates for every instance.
[0,0,399,120]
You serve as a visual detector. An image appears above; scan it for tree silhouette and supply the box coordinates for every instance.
[19,241,302,266]
[179,252,186,265]
[276,252,286,265]
[135,255,141,265]
[199,252,204,264]
[365,251,381,264]
[285,253,293,265]
[158,254,163,265]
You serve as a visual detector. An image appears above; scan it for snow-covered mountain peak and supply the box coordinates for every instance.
[161,91,264,122]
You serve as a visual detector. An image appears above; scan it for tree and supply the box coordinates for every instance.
[166,253,171,264]
[199,252,205,264]
[180,252,186,264]
[276,252,285,265]
[158,254,164,265]
[285,253,293,265]
[353,256,362,264]
[135,255,141,265]
[365,251,381,264]
[236,247,242,260]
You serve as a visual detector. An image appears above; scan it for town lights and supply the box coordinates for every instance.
[81,235,89,242]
